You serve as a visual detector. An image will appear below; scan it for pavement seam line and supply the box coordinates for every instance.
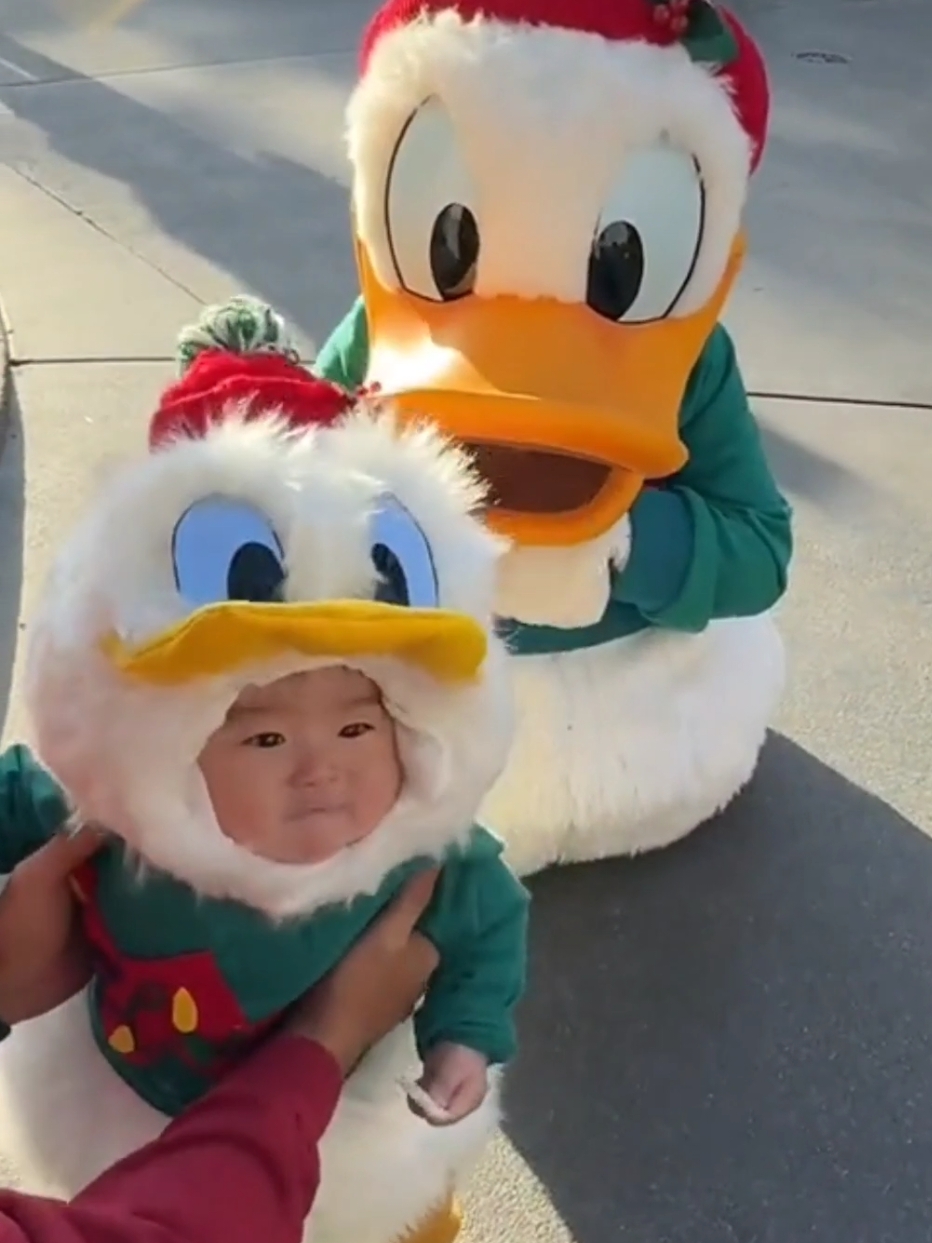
[0,288,11,459]
[10,355,174,365]
[749,390,932,412]
[0,46,355,90]
[7,165,203,306]
[6,358,930,411]
[8,355,316,366]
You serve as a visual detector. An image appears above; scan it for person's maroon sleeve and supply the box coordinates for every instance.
[0,1036,341,1243]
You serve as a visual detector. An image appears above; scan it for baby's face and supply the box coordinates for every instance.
[198,666,403,865]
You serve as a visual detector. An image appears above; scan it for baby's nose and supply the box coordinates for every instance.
[294,753,339,786]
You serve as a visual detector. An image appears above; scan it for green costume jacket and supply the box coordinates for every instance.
[0,744,528,1117]
[315,300,793,654]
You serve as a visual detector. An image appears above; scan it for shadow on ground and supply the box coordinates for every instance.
[758,421,878,516]
[506,734,932,1242]
[0,41,357,348]
[0,388,25,731]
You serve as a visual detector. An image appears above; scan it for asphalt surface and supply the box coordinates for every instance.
[0,0,931,1239]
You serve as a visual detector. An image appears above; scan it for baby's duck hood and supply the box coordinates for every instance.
[26,297,513,918]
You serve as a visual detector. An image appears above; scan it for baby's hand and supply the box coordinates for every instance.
[411,1042,489,1125]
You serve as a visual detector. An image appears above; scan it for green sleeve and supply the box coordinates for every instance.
[313,297,370,391]
[415,851,529,1066]
[611,324,793,632]
[0,744,71,873]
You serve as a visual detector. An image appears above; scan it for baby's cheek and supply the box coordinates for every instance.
[209,765,269,846]
[380,732,405,799]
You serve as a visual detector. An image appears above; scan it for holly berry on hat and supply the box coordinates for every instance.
[149,296,353,449]
[360,0,769,170]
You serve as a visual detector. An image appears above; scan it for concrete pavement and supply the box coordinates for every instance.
[0,0,931,1238]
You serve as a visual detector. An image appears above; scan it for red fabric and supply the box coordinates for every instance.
[359,0,769,169]
[0,1036,341,1243]
[71,861,275,1085]
[149,351,353,448]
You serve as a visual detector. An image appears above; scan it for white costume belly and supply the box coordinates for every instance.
[481,614,785,877]
[0,996,497,1243]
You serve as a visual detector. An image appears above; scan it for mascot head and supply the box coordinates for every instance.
[346,0,769,548]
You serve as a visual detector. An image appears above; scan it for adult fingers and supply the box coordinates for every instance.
[15,827,104,885]
[377,868,440,943]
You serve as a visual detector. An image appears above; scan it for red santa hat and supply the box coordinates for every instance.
[359,0,769,169]
[149,296,354,449]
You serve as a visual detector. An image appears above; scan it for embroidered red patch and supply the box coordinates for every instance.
[72,861,276,1075]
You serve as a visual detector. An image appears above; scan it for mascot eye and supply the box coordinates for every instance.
[586,146,704,323]
[385,98,480,302]
[369,497,438,609]
[172,498,286,608]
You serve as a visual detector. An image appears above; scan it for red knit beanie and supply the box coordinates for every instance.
[149,296,354,449]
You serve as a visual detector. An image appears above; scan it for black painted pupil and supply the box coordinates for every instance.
[429,203,479,300]
[372,543,410,607]
[227,542,285,603]
[586,221,645,321]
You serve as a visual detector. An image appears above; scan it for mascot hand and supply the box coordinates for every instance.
[496,515,632,629]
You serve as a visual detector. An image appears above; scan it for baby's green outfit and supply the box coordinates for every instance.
[0,743,528,1117]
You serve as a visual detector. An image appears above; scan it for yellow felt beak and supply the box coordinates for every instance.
[358,237,746,546]
[101,600,487,687]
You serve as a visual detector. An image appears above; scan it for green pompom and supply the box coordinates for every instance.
[176,294,301,374]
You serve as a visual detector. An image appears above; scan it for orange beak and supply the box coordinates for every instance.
[358,238,745,546]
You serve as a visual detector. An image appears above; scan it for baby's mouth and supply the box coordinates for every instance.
[290,803,345,820]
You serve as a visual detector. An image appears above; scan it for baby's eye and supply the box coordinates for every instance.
[339,722,374,740]
[246,732,286,748]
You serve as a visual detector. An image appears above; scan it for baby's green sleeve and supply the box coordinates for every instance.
[0,744,71,874]
[415,848,529,1066]
[313,297,370,392]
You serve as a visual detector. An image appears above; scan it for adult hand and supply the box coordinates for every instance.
[288,868,440,1075]
[0,828,103,1025]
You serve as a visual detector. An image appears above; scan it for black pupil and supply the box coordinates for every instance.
[372,543,410,607]
[429,204,479,300]
[227,542,285,603]
[586,221,645,321]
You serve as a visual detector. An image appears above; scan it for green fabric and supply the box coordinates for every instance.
[316,306,792,654]
[0,745,71,873]
[91,825,526,1116]
[610,325,793,629]
[313,296,369,390]
[0,743,527,1110]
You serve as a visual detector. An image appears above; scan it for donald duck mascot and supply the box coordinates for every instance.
[316,0,793,876]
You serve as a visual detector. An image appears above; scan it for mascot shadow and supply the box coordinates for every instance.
[504,733,932,1243]
[759,422,879,520]
[0,389,25,730]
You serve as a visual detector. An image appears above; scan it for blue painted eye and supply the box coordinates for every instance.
[172,498,286,608]
[370,497,438,609]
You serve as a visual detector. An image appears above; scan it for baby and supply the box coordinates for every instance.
[0,297,526,1243]
[198,663,502,1120]
[0,659,521,1124]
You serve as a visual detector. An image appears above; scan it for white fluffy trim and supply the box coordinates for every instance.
[348,11,752,312]
[483,612,785,876]
[0,1000,498,1243]
[496,515,631,628]
[26,408,513,919]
